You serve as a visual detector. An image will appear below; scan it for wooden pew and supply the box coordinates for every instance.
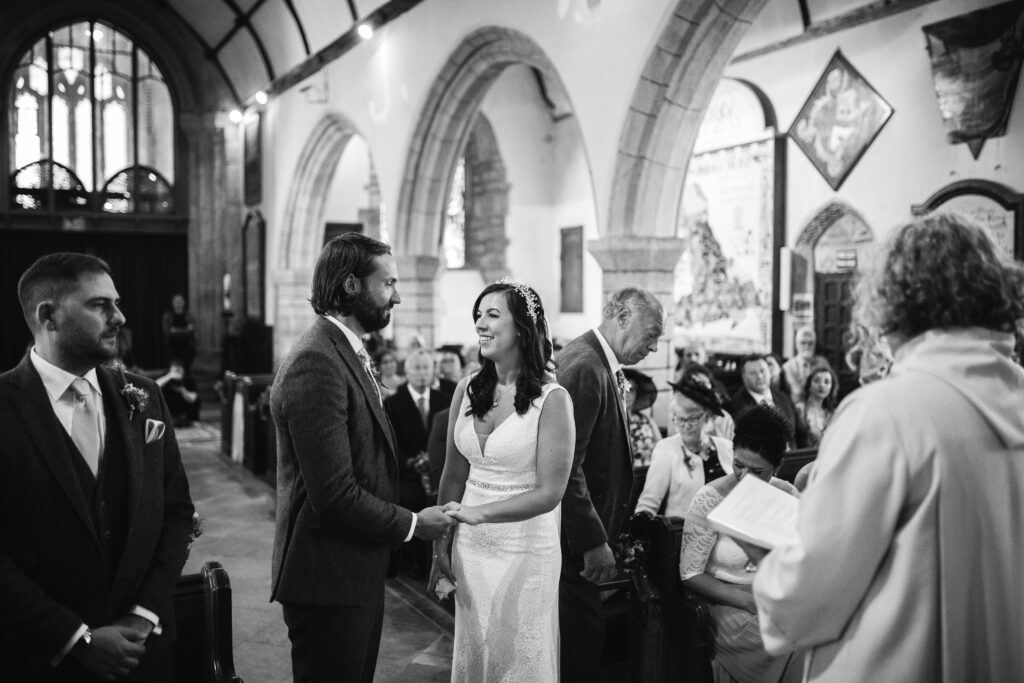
[172,561,243,683]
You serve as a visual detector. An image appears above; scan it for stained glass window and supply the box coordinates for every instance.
[443,157,466,269]
[8,20,174,213]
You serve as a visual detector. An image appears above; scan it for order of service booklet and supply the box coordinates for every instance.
[696,475,799,550]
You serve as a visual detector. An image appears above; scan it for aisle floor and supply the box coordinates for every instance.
[178,418,453,683]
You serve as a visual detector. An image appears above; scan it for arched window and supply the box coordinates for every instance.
[9,20,175,213]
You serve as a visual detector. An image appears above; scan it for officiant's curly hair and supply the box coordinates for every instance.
[467,281,555,417]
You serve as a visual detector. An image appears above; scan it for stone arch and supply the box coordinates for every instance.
[462,113,510,282]
[608,0,770,239]
[274,112,375,357]
[394,26,577,257]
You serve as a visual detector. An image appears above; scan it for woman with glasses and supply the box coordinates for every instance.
[680,405,800,683]
[633,373,733,517]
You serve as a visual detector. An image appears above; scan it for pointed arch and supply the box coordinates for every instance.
[394,26,581,256]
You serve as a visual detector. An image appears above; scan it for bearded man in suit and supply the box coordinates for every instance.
[383,348,453,578]
[0,252,195,682]
[556,287,665,682]
[270,233,455,683]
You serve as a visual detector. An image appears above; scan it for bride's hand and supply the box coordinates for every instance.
[445,505,483,525]
[427,550,456,597]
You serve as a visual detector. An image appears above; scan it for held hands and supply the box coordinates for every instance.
[444,503,484,525]
[414,502,460,540]
[581,543,618,584]
[71,624,147,679]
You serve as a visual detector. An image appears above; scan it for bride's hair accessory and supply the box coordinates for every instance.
[496,276,540,325]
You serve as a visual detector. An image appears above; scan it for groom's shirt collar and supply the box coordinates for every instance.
[591,327,621,375]
[323,314,367,356]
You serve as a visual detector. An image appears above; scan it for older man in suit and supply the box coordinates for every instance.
[270,233,455,683]
[0,252,195,682]
[556,287,665,682]
[384,348,453,578]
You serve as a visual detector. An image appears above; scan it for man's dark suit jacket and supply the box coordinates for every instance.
[724,387,798,445]
[0,356,194,680]
[383,383,452,479]
[270,317,413,605]
[555,330,634,560]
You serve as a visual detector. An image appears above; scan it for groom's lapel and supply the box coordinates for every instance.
[97,366,145,520]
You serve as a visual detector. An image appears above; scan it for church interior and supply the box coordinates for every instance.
[1,0,1021,680]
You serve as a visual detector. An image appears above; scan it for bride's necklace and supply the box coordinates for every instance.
[492,382,516,408]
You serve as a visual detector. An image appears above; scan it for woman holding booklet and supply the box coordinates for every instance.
[680,405,801,683]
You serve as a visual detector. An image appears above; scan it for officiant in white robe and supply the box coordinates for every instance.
[751,214,1024,682]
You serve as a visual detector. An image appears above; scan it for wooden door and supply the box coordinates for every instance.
[815,272,858,398]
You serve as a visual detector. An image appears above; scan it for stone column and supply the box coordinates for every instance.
[180,111,239,376]
[272,267,316,363]
[393,255,442,351]
[588,236,686,426]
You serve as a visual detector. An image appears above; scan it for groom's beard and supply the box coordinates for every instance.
[351,289,392,333]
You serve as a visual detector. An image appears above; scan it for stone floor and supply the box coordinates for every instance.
[178,415,454,683]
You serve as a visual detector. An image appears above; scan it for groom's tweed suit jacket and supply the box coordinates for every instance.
[556,330,634,561]
[270,316,412,605]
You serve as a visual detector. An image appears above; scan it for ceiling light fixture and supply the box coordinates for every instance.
[357,23,374,40]
[254,90,268,105]
[228,109,243,123]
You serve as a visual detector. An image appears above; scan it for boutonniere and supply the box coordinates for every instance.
[118,367,150,421]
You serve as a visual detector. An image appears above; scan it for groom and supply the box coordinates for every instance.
[1,252,195,681]
[556,287,664,682]
[270,233,455,683]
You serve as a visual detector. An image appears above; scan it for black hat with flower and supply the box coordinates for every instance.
[667,371,724,416]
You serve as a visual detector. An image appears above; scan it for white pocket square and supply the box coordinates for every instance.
[145,419,166,444]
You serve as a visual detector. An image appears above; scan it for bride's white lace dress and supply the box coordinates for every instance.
[450,383,564,682]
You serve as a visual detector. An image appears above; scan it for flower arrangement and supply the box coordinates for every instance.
[118,367,150,421]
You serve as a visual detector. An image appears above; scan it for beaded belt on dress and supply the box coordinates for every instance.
[466,477,535,492]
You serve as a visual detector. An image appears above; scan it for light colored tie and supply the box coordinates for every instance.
[70,378,101,475]
[418,396,430,429]
[357,349,382,405]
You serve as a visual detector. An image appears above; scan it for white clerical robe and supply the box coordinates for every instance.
[753,328,1024,682]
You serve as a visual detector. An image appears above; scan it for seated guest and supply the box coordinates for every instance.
[623,368,662,466]
[764,353,792,399]
[673,342,708,382]
[680,405,801,683]
[156,359,200,426]
[634,374,733,517]
[795,366,838,448]
[383,348,453,578]
[685,363,734,441]
[426,407,450,494]
[725,354,797,447]
[375,348,402,399]
[781,328,830,403]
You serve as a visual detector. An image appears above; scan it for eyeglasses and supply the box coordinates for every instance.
[672,414,707,427]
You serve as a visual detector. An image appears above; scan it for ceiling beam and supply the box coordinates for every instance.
[282,0,311,55]
[152,0,242,106]
[214,0,276,82]
[269,0,425,96]
[732,0,939,63]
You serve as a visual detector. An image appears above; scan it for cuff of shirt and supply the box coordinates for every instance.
[130,605,162,635]
[51,623,89,667]
[405,512,418,542]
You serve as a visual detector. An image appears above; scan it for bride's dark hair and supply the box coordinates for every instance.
[467,281,555,418]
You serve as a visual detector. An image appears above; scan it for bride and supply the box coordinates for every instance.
[429,278,574,681]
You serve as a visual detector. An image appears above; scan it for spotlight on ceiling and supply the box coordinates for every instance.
[228,109,243,124]
[357,22,374,40]
[254,90,269,105]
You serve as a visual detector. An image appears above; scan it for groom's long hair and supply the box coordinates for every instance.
[466,282,555,418]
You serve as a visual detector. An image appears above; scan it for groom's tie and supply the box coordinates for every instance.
[69,378,102,475]
[357,349,383,405]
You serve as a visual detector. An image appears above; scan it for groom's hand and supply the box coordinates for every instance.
[414,505,457,540]
[581,543,617,584]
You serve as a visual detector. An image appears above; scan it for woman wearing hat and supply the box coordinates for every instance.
[633,372,734,517]
[622,368,662,466]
